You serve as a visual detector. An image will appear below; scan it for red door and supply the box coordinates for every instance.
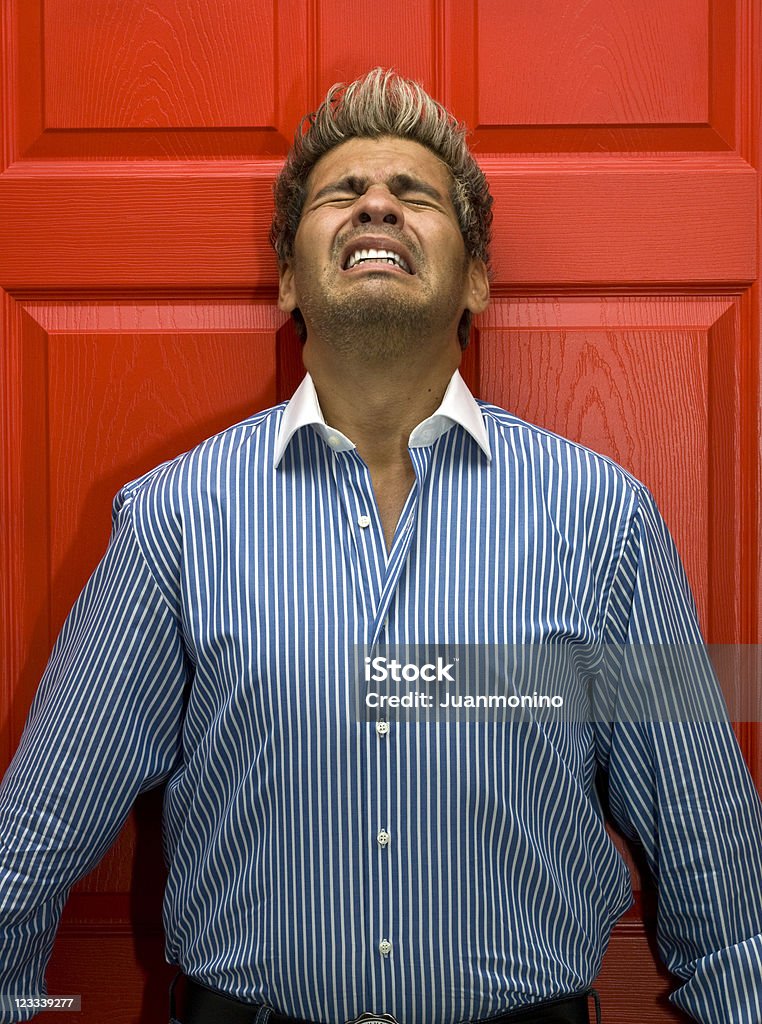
[1,2,759,1021]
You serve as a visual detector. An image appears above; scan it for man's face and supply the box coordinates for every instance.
[278,136,489,356]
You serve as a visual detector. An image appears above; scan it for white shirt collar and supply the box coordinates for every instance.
[274,370,491,468]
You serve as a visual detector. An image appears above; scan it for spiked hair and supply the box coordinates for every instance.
[271,68,493,348]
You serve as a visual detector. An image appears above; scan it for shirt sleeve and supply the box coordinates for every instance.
[595,485,762,1024]
[0,485,189,1022]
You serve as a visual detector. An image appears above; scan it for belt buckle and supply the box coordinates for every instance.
[345,1013,400,1024]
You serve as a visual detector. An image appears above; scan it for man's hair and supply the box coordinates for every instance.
[271,68,493,348]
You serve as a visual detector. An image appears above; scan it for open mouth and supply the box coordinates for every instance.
[343,247,413,274]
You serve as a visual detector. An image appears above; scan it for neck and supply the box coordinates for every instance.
[302,334,461,472]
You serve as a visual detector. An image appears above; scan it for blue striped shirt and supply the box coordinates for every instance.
[1,371,761,1023]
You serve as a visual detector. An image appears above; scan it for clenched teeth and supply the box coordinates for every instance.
[344,248,411,273]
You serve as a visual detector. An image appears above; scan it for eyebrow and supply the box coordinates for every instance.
[310,173,446,205]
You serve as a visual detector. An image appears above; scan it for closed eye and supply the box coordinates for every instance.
[309,174,448,210]
[402,197,436,208]
[313,190,357,205]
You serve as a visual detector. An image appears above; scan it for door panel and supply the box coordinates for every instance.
[1,2,758,1021]
[477,296,744,640]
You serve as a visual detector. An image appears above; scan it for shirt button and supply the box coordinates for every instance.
[357,514,371,528]
[377,829,390,848]
[379,939,392,957]
[327,434,342,449]
[376,720,390,737]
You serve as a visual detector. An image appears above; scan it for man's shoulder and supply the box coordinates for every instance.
[476,398,645,497]
[114,399,288,513]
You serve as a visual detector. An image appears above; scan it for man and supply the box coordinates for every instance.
[1,69,761,1024]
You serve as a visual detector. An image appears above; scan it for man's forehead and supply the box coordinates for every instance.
[304,136,453,195]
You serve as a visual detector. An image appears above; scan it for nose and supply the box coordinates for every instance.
[351,185,404,228]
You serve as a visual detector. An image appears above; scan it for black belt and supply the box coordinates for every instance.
[170,975,601,1024]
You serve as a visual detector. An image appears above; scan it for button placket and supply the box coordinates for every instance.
[368,687,394,983]
[343,453,388,578]
[360,448,437,985]
[331,452,386,617]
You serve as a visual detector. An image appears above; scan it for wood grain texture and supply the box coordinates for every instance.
[445,0,734,153]
[594,922,694,1022]
[315,0,436,94]
[45,0,276,129]
[13,0,310,160]
[48,331,276,625]
[7,0,737,160]
[481,160,756,287]
[23,299,291,333]
[707,303,742,642]
[0,290,28,770]
[0,162,755,288]
[476,0,707,126]
[476,296,744,640]
[45,931,175,1024]
[6,300,281,752]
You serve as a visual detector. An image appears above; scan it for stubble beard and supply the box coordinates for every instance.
[297,261,469,362]
[301,288,447,360]
[292,234,467,362]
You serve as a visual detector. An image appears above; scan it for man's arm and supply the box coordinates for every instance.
[0,485,188,1021]
[595,485,762,1024]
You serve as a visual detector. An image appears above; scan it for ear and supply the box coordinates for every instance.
[278,261,297,313]
[465,258,490,315]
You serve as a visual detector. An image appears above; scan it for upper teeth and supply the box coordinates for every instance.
[345,248,411,272]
